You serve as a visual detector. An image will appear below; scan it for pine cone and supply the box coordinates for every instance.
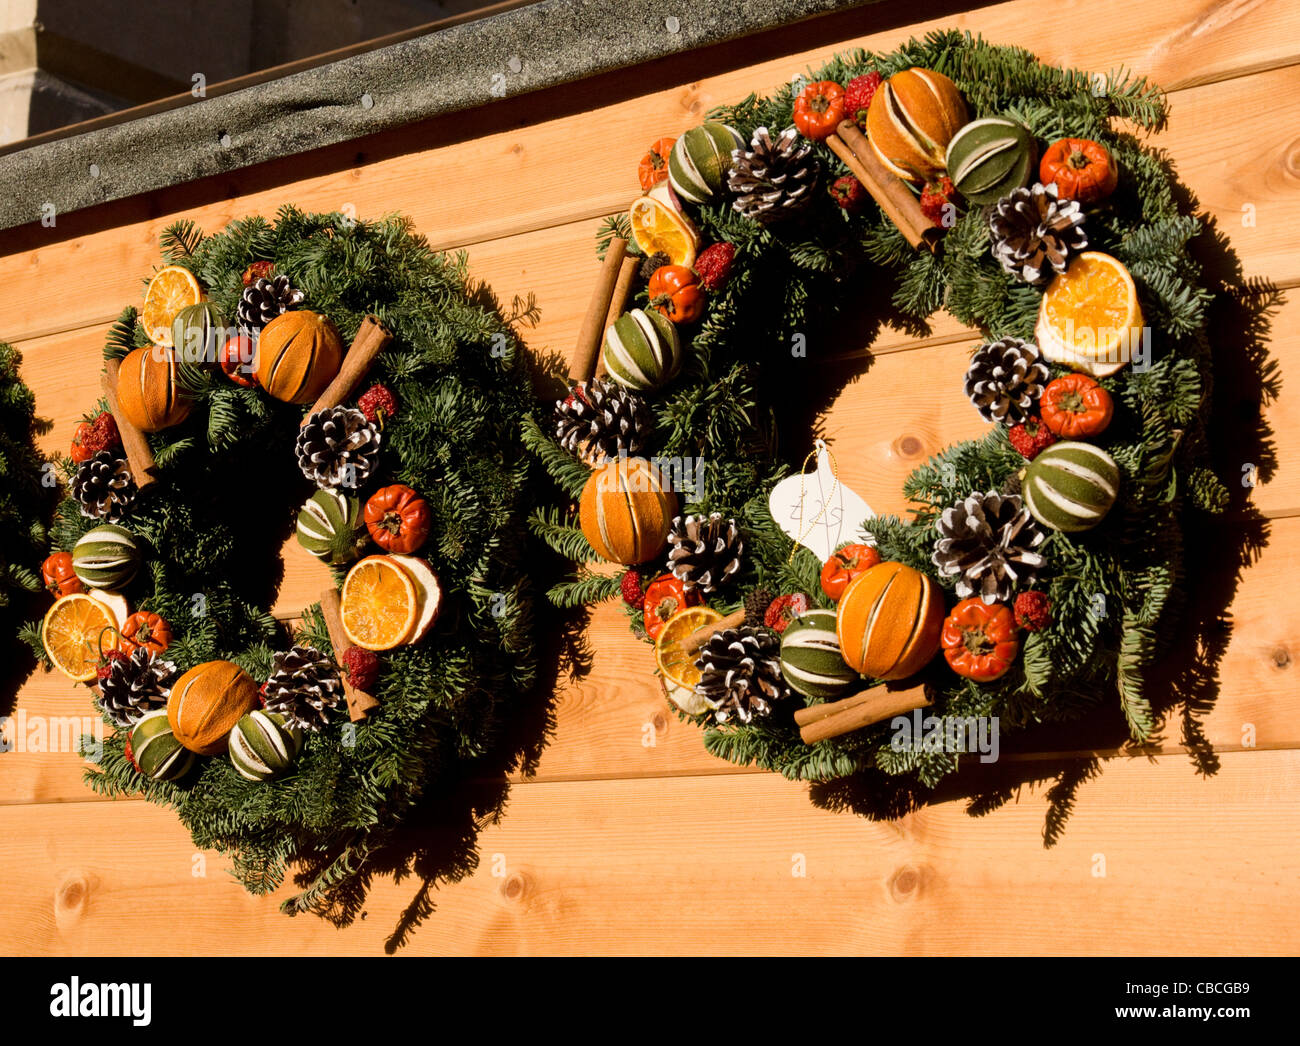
[727,126,820,225]
[554,379,654,462]
[97,649,176,728]
[666,513,743,595]
[262,644,344,732]
[72,451,137,522]
[694,626,788,724]
[964,337,1050,426]
[743,585,774,628]
[295,407,382,490]
[932,490,1047,604]
[639,252,671,281]
[988,182,1087,284]
[236,274,305,331]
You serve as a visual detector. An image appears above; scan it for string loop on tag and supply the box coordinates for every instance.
[789,440,840,563]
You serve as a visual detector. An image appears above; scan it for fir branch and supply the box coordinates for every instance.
[160,219,205,263]
[596,213,635,260]
[104,307,145,360]
[547,569,620,608]
[520,414,590,498]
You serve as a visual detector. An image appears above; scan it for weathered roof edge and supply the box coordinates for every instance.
[0,0,875,232]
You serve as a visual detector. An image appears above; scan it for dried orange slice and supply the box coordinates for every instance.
[654,605,722,693]
[629,187,699,267]
[1035,252,1144,377]
[42,593,119,682]
[141,265,203,347]
[340,555,418,651]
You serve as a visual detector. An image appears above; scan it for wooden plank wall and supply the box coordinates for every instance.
[0,0,1297,954]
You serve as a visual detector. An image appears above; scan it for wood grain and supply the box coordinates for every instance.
[1,749,1296,955]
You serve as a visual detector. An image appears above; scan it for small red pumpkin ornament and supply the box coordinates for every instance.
[819,542,882,602]
[642,573,698,640]
[941,598,1020,682]
[1040,374,1114,439]
[70,421,96,463]
[42,551,84,597]
[119,611,174,656]
[364,484,431,554]
[638,137,676,192]
[792,80,846,141]
[1039,138,1118,204]
[219,333,259,388]
[647,265,706,324]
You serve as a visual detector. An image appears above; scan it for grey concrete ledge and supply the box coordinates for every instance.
[0,0,876,233]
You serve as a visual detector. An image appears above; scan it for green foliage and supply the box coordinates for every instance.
[531,35,1223,791]
[0,342,57,668]
[28,209,547,918]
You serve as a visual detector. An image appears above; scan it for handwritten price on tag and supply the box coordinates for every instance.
[769,441,873,564]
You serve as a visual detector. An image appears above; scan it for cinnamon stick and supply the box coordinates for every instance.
[571,237,627,384]
[794,685,888,727]
[319,587,380,722]
[798,682,930,745]
[679,608,747,658]
[100,359,157,490]
[829,122,939,252]
[301,315,393,425]
[602,255,640,336]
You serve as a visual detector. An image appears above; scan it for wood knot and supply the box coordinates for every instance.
[54,871,95,929]
[1284,137,1300,179]
[500,871,529,901]
[510,143,524,157]
[1272,647,1291,670]
[652,713,668,732]
[894,435,925,459]
[887,864,925,902]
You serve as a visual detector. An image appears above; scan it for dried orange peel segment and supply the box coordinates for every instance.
[1036,252,1143,377]
[141,265,203,347]
[43,593,119,682]
[654,605,721,690]
[629,193,698,267]
[340,555,419,651]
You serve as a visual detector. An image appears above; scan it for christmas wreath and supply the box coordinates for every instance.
[0,342,56,679]
[20,206,546,917]
[529,31,1229,789]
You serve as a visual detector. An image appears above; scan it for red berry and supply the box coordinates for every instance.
[829,175,868,213]
[1014,590,1052,632]
[562,383,592,412]
[241,260,274,286]
[342,645,381,691]
[79,412,121,457]
[694,242,735,292]
[1008,415,1058,460]
[764,593,811,633]
[358,383,398,425]
[123,738,139,772]
[620,569,646,608]
[96,648,126,682]
[919,177,957,229]
[843,72,883,129]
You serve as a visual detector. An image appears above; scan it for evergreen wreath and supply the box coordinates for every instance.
[21,206,547,917]
[0,342,57,675]
[530,32,1231,789]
